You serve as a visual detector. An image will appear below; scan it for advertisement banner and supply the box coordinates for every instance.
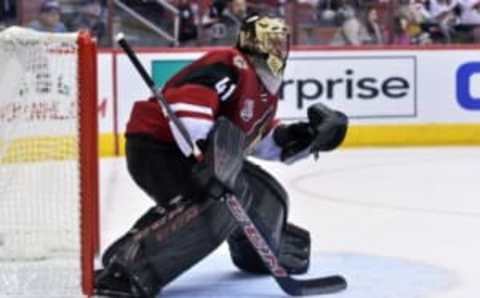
[279,55,417,120]
[98,48,480,155]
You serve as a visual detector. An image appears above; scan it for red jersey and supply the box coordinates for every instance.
[126,48,281,158]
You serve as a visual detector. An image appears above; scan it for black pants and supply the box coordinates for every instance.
[126,134,198,206]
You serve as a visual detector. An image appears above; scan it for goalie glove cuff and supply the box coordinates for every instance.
[273,122,315,162]
[273,103,348,163]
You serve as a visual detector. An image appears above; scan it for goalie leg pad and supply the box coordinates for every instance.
[99,181,253,296]
[97,206,171,297]
[227,161,311,275]
[101,206,164,268]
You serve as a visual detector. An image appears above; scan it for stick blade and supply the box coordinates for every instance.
[278,275,347,296]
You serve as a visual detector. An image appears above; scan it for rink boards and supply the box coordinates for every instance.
[93,47,480,156]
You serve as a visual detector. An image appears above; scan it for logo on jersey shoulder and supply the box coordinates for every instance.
[240,99,255,122]
[234,55,248,70]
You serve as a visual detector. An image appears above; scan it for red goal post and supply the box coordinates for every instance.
[79,30,99,296]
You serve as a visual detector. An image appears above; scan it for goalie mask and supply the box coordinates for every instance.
[237,14,290,94]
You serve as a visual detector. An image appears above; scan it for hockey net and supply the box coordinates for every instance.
[0,27,98,297]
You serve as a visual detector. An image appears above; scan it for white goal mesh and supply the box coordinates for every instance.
[0,27,97,297]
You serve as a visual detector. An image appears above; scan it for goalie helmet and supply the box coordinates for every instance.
[237,14,289,92]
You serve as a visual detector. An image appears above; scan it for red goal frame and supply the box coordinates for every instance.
[78,31,99,296]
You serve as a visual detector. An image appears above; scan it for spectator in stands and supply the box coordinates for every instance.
[28,0,67,33]
[427,0,459,42]
[202,0,248,46]
[70,1,108,46]
[390,11,412,44]
[277,0,288,16]
[202,0,231,27]
[317,0,338,25]
[396,0,432,44]
[458,0,480,24]
[0,0,16,27]
[200,0,228,44]
[363,6,385,44]
[230,0,248,19]
[455,0,480,42]
[248,0,284,16]
[330,3,364,45]
[175,0,199,46]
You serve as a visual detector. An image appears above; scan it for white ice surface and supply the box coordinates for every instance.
[99,147,480,298]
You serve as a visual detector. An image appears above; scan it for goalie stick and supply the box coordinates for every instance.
[116,33,347,296]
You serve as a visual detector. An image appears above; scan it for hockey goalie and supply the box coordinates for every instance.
[95,13,348,297]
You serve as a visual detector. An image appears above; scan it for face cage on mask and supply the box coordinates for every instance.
[260,32,290,77]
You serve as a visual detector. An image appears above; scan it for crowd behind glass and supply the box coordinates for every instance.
[2,0,480,47]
